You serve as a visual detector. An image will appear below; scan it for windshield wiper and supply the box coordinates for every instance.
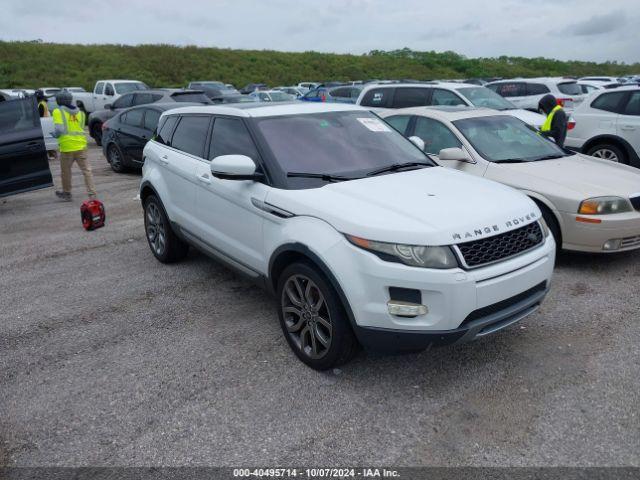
[287,172,360,182]
[492,158,530,163]
[531,154,569,161]
[366,161,432,177]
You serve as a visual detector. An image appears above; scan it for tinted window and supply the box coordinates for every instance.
[385,115,411,134]
[393,88,430,108]
[329,87,350,98]
[591,92,627,113]
[209,118,259,161]
[94,82,105,94]
[413,117,462,154]
[156,115,178,145]
[623,91,640,116]
[499,83,526,97]
[431,89,466,106]
[133,93,156,105]
[112,94,134,109]
[143,109,161,131]
[123,108,144,127]
[0,97,39,132]
[527,83,550,95]
[114,82,149,94]
[105,83,115,96]
[557,82,581,95]
[171,92,210,103]
[171,116,210,157]
[360,88,390,107]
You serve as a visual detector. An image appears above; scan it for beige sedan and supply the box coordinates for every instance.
[379,107,640,253]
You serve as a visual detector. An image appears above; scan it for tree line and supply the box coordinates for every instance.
[1,41,638,90]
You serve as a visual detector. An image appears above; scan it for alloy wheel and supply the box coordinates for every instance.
[281,274,332,359]
[145,203,166,256]
[591,148,619,162]
[109,146,122,170]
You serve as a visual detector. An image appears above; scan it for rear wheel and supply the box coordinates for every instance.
[143,195,189,263]
[90,122,103,146]
[107,144,126,173]
[586,143,627,164]
[277,262,358,370]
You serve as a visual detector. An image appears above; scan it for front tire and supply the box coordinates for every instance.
[277,262,358,370]
[143,195,189,263]
[107,144,126,173]
[586,143,627,164]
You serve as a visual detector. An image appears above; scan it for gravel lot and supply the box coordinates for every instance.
[1,144,638,467]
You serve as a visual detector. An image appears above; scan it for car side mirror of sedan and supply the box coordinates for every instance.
[210,155,262,181]
[408,136,425,151]
[438,147,476,164]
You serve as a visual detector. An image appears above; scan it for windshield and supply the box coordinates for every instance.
[254,111,434,178]
[456,87,515,110]
[115,82,149,94]
[453,115,567,162]
[557,82,582,95]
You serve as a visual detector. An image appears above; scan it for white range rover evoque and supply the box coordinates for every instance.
[140,102,555,370]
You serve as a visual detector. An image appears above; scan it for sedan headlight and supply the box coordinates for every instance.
[578,196,632,215]
[346,235,458,269]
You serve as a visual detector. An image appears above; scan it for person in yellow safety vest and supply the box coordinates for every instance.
[35,89,49,117]
[539,94,568,148]
[52,91,96,201]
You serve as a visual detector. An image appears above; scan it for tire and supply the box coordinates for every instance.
[276,262,359,370]
[90,122,103,146]
[107,144,127,173]
[539,205,562,255]
[586,143,627,164]
[143,195,189,263]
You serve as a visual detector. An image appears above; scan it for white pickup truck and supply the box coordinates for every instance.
[72,80,149,114]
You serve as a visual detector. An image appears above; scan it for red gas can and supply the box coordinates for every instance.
[80,199,106,231]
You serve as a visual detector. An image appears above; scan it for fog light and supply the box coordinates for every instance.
[603,239,622,251]
[387,301,428,317]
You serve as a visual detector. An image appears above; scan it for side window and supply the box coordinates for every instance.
[360,88,391,107]
[133,93,154,106]
[413,117,462,155]
[350,88,361,99]
[94,82,105,95]
[123,108,144,127]
[486,84,499,92]
[143,109,161,131]
[526,83,550,95]
[591,92,627,113]
[431,89,466,106]
[156,115,178,145]
[330,88,349,98]
[0,97,39,132]
[112,94,134,109]
[209,117,259,162]
[104,83,115,96]
[384,115,412,135]
[258,92,271,102]
[305,90,318,99]
[623,92,640,116]
[499,83,526,97]
[171,116,211,157]
[393,88,429,108]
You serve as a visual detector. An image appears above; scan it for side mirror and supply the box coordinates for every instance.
[210,155,261,181]
[105,103,113,110]
[438,147,475,164]
[408,136,425,151]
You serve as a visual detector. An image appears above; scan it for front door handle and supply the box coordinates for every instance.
[197,173,211,184]
[620,125,636,131]
[159,154,169,165]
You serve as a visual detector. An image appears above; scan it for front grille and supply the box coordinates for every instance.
[456,222,543,268]
[460,281,547,328]
[630,195,640,211]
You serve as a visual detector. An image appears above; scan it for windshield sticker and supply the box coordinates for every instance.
[357,117,391,132]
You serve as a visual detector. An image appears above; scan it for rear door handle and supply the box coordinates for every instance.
[620,125,636,131]
[197,173,211,184]
[159,155,169,164]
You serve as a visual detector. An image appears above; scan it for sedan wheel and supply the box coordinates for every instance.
[281,274,332,360]
[145,202,166,257]
[108,145,125,173]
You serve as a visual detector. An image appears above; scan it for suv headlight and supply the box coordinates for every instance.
[578,196,632,215]
[346,235,458,269]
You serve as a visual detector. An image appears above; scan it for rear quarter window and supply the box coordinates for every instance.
[155,115,178,145]
[557,82,582,95]
[591,92,627,113]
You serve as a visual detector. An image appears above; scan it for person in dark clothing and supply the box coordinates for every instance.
[539,94,567,147]
[35,90,49,117]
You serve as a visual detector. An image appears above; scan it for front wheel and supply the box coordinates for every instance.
[277,262,358,370]
[107,144,126,173]
[143,195,189,263]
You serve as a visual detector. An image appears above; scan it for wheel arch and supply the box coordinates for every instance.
[268,243,358,331]
[525,192,563,244]
[582,134,639,166]
[139,180,159,205]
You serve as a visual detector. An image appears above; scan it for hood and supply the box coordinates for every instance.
[265,167,540,246]
[506,109,545,128]
[487,154,640,206]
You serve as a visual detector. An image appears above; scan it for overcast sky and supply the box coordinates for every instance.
[2,0,638,63]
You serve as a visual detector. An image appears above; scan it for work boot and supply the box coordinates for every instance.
[55,190,72,202]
